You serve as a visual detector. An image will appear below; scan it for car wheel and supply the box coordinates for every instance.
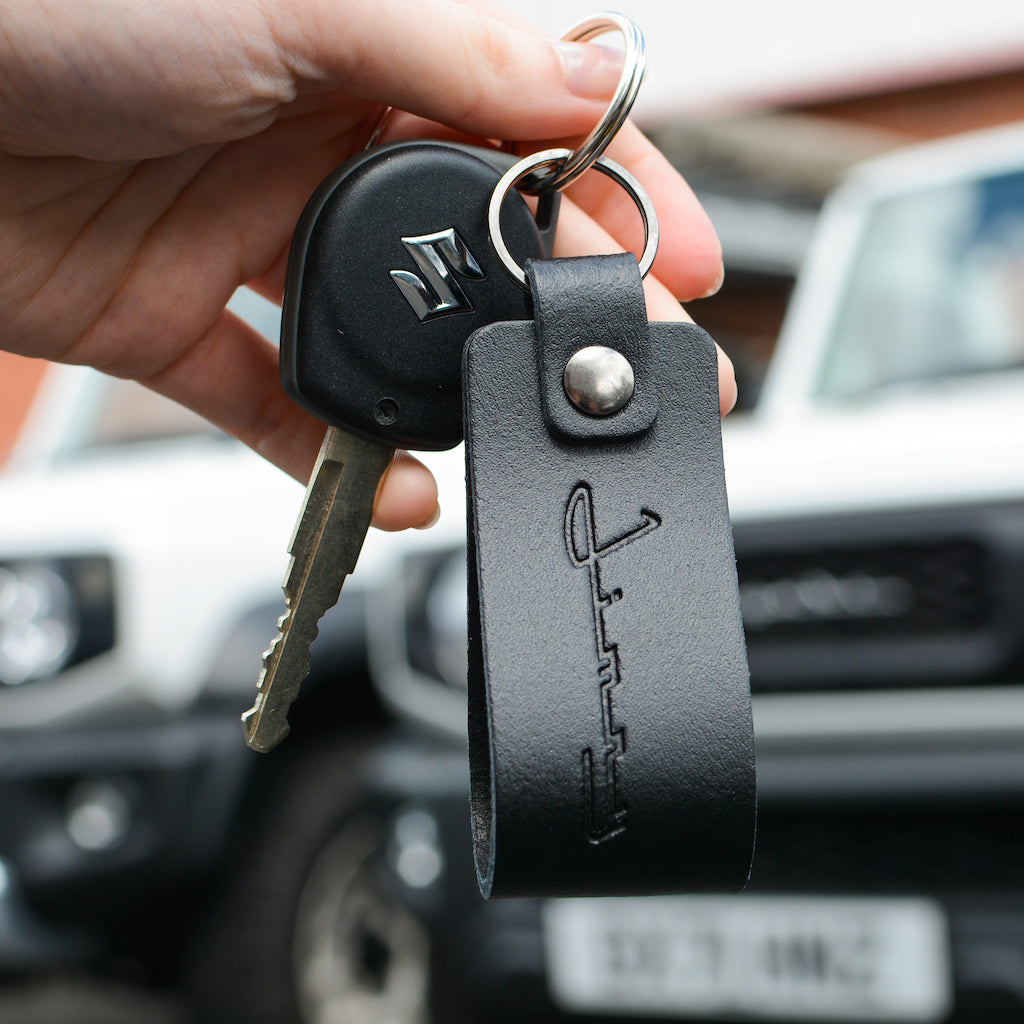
[292,811,430,1024]
[182,735,431,1024]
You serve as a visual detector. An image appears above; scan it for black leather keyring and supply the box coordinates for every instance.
[464,253,756,899]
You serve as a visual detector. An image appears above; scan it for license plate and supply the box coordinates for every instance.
[543,894,951,1021]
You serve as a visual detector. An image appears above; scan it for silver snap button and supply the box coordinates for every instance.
[563,346,635,416]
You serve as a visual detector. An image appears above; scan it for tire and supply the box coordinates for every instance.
[182,735,431,1024]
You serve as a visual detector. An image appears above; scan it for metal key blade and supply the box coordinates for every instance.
[243,427,392,752]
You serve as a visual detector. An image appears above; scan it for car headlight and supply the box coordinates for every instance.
[422,550,468,690]
[0,557,115,686]
[366,547,468,739]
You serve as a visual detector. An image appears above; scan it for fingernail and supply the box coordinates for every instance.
[555,41,624,98]
[415,502,441,530]
[702,264,726,299]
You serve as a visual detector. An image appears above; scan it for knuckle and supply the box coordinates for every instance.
[449,16,518,126]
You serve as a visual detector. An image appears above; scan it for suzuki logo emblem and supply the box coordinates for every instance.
[390,228,485,321]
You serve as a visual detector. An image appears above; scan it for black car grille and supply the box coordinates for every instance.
[751,804,1024,897]
[737,540,991,640]
[733,502,1024,691]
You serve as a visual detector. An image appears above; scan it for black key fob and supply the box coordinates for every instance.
[280,140,556,451]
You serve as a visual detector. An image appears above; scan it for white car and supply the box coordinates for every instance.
[0,287,467,1021]
[369,122,1024,1024]
[5,121,1024,1024]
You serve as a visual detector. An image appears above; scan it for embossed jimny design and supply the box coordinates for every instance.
[564,483,661,844]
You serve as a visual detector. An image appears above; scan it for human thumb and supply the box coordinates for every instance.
[274,0,624,142]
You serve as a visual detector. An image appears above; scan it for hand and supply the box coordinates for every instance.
[0,0,732,530]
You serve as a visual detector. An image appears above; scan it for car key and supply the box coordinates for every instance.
[243,140,556,753]
[242,427,390,752]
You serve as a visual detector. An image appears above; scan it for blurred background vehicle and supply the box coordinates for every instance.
[2,2,1024,1022]
[366,119,1024,1024]
[0,287,465,1023]
[2,119,1023,1024]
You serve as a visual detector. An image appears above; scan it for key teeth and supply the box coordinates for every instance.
[259,610,290,667]
[241,603,321,753]
[241,650,295,754]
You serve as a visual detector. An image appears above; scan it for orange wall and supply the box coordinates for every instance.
[797,67,1024,141]
[0,352,50,467]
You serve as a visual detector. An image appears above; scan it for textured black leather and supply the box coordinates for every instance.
[464,256,755,899]
[530,254,657,442]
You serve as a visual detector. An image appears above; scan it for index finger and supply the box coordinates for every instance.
[449,2,724,301]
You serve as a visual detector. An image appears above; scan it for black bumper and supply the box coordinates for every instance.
[366,738,1024,1023]
[0,712,253,966]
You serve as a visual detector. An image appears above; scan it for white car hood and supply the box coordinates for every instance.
[724,373,1024,522]
[0,436,468,724]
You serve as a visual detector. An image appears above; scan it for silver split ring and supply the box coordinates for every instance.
[517,13,646,194]
[488,147,659,288]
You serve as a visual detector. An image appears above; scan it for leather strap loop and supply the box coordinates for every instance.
[529,254,657,443]
[464,256,756,898]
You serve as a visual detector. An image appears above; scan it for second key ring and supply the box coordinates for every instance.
[489,147,659,288]
[516,12,646,194]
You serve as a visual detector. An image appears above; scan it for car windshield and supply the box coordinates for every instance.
[84,378,223,449]
[816,166,1024,400]
[80,288,283,452]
